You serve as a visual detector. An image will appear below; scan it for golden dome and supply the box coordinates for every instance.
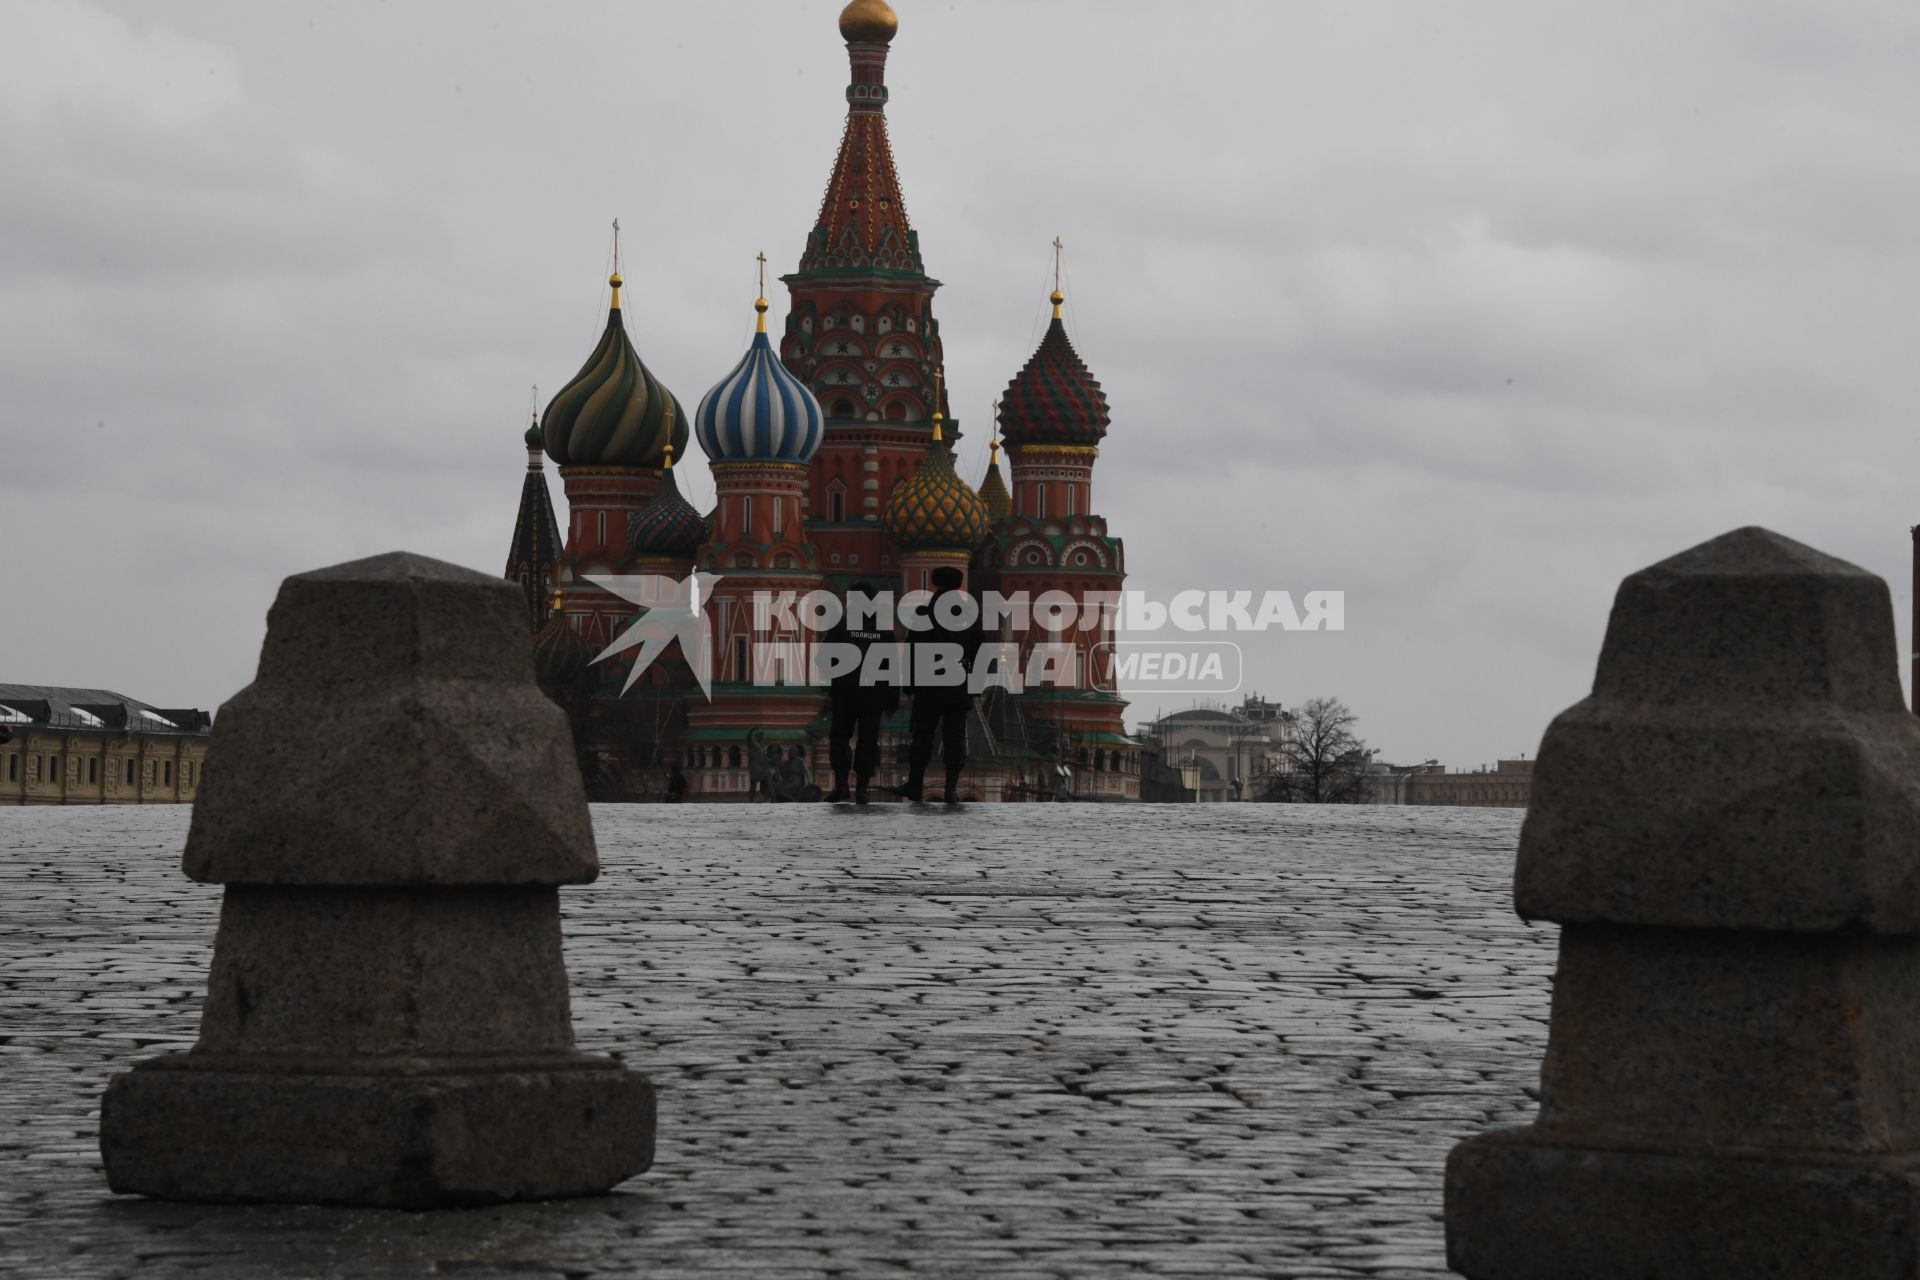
[839,0,898,44]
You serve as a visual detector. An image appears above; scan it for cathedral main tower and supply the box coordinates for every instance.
[782,0,951,588]
[512,1,1142,799]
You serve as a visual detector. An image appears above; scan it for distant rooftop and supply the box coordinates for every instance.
[0,684,211,736]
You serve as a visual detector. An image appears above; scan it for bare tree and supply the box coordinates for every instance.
[1262,696,1371,803]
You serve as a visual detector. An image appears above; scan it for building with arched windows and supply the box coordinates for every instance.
[504,1,1139,800]
[1137,699,1296,804]
[0,685,211,805]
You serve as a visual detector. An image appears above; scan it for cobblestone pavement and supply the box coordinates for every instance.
[0,804,1551,1279]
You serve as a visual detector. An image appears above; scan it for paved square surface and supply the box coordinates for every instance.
[1,804,1551,1278]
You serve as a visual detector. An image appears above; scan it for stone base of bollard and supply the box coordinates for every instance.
[100,1055,654,1208]
[98,553,654,1208]
[1447,1128,1920,1280]
[1443,529,1920,1276]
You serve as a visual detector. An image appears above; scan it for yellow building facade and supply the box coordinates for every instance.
[0,686,211,806]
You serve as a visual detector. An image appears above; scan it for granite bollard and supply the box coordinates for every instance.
[1445,527,1920,1278]
[98,552,654,1207]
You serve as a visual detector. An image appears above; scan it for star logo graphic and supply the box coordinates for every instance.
[583,572,723,698]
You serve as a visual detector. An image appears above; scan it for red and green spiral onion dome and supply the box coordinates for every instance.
[997,289,1110,448]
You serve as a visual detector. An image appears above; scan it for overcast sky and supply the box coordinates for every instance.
[4,0,1919,768]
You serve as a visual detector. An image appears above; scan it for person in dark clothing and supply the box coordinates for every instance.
[904,565,983,805]
[823,580,900,804]
[666,759,688,802]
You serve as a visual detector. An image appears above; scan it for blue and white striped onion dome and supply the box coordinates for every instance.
[694,299,826,463]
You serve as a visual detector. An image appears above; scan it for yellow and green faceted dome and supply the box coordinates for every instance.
[883,435,989,550]
[542,274,689,470]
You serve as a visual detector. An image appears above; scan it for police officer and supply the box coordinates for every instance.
[823,580,899,805]
[904,565,982,805]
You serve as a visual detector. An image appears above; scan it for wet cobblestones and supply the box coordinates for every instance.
[1,804,1550,1278]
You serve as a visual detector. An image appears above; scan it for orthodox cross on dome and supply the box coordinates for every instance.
[1051,236,1066,319]
[608,217,626,309]
[755,251,770,333]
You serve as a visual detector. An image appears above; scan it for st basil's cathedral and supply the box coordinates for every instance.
[503,0,1140,801]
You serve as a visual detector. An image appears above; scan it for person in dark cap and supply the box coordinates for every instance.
[823,580,900,805]
[903,565,982,805]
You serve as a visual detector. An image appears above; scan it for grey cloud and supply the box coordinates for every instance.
[4,0,1918,769]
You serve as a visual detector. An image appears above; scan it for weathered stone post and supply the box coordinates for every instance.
[1446,527,1920,1278]
[99,552,654,1207]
